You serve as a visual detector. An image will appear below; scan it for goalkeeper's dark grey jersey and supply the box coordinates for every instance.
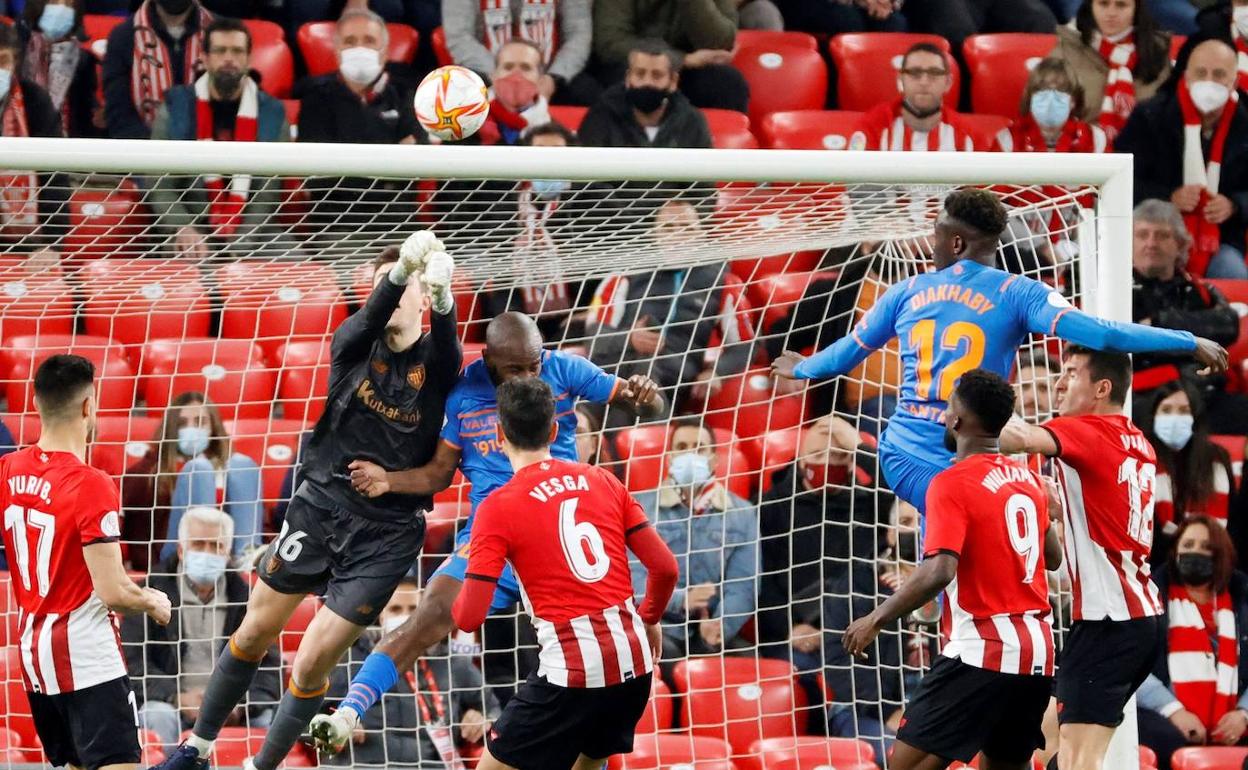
[298,277,461,524]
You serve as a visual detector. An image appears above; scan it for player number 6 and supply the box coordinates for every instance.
[559,497,611,583]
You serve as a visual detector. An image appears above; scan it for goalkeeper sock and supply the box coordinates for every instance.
[192,635,265,747]
[339,651,400,719]
[252,680,329,770]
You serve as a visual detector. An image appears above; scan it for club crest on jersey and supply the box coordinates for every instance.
[407,365,426,390]
[372,359,389,376]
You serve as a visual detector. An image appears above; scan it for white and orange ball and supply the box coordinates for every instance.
[414,65,490,142]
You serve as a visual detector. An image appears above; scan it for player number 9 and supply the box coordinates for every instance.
[1005,493,1040,583]
[559,497,611,583]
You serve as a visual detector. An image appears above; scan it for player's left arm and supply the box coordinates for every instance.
[773,280,903,381]
[563,351,665,416]
[450,500,509,633]
[999,415,1059,457]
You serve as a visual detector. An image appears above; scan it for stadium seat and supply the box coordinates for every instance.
[746,425,802,492]
[733,44,827,130]
[242,19,294,99]
[1208,279,1248,306]
[433,468,470,505]
[959,113,1013,150]
[613,424,670,492]
[0,259,75,343]
[769,760,874,770]
[278,596,321,653]
[198,727,315,767]
[426,501,467,560]
[274,340,331,423]
[963,34,1058,117]
[747,270,841,332]
[736,30,818,51]
[281,99,300,139]
[705,108,760,149]
[1212,435,1245,481]
[140,338,277,420]
[636,677,676,734]
[297,21,420,77]
[224,418,306,511]
[1172,35,1187,63]
[216,261,348,358]
[61,180,149,261]
[706,370,806,440]
[673,656,808,757]
[828,33,959,112]
[0,572,17,650]
[88,414,162,479]
[0,679,36,750]
[2,335,135,415]
[759,110,864,151]
[462,342,485,370]
[1172,747,1248,770]
[610,734,736,770]
[83,13,124,59]
[549,105,588,131]
[79,258,212,357]
[1140,745,1159,770]
[737,736,875,770]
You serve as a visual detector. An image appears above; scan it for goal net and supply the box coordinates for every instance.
[0,139,1133,770]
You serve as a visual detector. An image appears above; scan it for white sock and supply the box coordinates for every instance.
[185,733,214,758]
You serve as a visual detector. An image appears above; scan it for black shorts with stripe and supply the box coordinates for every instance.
[28,675,141,769]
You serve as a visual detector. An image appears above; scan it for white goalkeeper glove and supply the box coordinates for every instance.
[423,250,455,316]
[389,230,445,286]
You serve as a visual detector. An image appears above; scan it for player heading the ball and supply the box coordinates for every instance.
[451,376,678,770]
[772,187,1228,514]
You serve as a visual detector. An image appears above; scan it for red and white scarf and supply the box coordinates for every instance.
[1095,30,1137,141]
[195,73,257,238]
[480,0,558,65]
[995,115,1107,154]
[131,0,211,128]
[1155,465,1233,534]
[0,82,39,238]
[877,98,973,151]
[514,187,571,316]
[1234,31,1248,91]
[1168,584,1239,730]
[23,32,80,135]
[1178,76,1237,276]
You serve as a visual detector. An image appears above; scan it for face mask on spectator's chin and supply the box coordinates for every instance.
[211,69,245,97]
[902,98,941,119]
[38,3,75,39]
[1189,79,1231,114]
[1153,413,1194,451]
[382,614,410,635]
[0,70,10,101]
[802,460,850,490]
[625,85,669,114]
[493,72,538,111]
[183,550,227,586]
[339,47,384,86]
[1235,6,1248,38]
[669,452,713,488]
[157,0,193,15]
[1029,89,1073,128]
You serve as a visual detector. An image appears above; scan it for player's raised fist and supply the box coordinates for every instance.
[1194,336,1229,375]
[145,586,172,626]
[619,374,660,409]
[771,350,806,380]
[391,229,445,285]
[348,459,390,498]
[422,250,456,315]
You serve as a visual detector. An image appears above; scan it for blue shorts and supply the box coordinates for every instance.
[878,439,946,515]
[432,529,522,612]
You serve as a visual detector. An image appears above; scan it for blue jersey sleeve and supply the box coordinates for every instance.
[439,386,465,448]
[793,280,904,380]
[553,350,620,403]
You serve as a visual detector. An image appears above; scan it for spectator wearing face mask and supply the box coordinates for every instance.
[1116,35,1248,278]
[1196,0,1248,89]
[1145,380,1236,551]
[994,57,1109,152]
[476,39,552,146]
[849,42,975,151]
[1136,516,1248,770]
[121,506,282,752]
[16,0,98,138]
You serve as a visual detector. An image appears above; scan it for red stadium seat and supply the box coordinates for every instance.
[737,736,875,770]
[963,34,1058,117]
[225,418,306,511]
[79,258,212,356]
[0,259,75,343]
[89,415,162,479]
[736,30,818,51]
[0,679,36,749]
[1172,747,1248,770]
[0,572,18,650]
[431,26,452,66]
[705,108,759,149]
[274,340,331,423]
[549,105,588,132]
[1208,279,1248,305]
[2,335,135,415]
[278,596,321,653]
[613,424,670,492]
[140,338,276,420]
[730,251,822,284]
[770,760,874,770]
[746,270,840,333]
[636,677,676,734]
[746,425,802,493]
[83,13,124,59]
[759,110,863,151]
[673,657,808,757]
[1141,745,1159,770]
[243,19,294,98]
[61,180,148,261]
[281,99,300,139]
[1212,435,1245,481]
[297,21,420,77]
[959,112,1013,150]
[1172,34,1187,63]
[216,261,348,358]
[829,33,959,112]
[433,468,470,505]
[712,430,759,500]
[462,342,485,370]
[609,734,736,770]
[733,44,827,130]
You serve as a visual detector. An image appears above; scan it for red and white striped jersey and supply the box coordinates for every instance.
[924,453,1055,676]
[0,446,127,694]
[461,459,655,688]
[1044,413,1164,621]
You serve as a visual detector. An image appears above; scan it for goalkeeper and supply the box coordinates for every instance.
[773,188,1228,514]
[152,232,462,770]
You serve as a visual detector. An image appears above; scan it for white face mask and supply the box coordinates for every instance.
[381,614,410,635]
[1189,79,1231,114]
[1153,413,1195,451]
[339,46,384,86]
[0,69,11,102]
[1234,5,1248,37]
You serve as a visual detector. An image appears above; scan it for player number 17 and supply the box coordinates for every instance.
[4,504,55,597]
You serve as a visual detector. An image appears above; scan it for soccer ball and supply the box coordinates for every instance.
[414,65,490,142]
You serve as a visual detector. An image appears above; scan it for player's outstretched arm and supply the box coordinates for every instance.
[83,541,171,624]
[771,334,878,382]
[348,441,463,498]
[612,374,665,417]
[999,416,1059,457]
[842,553,957,658]
[1053,312,1228,374]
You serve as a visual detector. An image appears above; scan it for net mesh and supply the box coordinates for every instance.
[0,164,1099,769]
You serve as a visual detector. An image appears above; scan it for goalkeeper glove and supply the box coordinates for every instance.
[423,250,455,315]
[389,230,444,286]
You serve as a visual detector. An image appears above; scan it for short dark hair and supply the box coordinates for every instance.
[0,21,21,61]
[497,377,556,451]
[522,121,578,146]
[668,417,712,448]
[901,42,947,70]
[1064,344,1132,405]
[954,369,1016,435]
[1169,514,1237,593]
[204,16,252,53]
[34,355,95,421]
[371,245,400,273]
[628,39,682,75]
[944,188,1008,238]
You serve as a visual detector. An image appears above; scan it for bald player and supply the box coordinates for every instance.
[311,312,664,752]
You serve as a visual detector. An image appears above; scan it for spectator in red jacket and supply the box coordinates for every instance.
[849,43,975,151]
[993,57,1109,152]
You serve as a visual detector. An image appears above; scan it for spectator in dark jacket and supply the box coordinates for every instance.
[102,0,212,139]
[122,506,281,752]
[17,0,98,138]
[579,39,712,149]
[1116,36,1248,278]
[1130,199,1247,433]
[757,415,888,660]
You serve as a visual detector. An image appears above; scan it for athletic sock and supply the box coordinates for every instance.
[192,635,266,747]
[252,680,330,770]
[339,651,400,719]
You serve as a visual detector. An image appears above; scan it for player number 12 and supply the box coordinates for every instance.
[4,504,55,597]
[910,320,987,401]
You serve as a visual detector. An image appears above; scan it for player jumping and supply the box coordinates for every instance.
[0,354,173,770]
[452,376,678,770]
[310,311,663,752]
[1000,347,1164,770]
[154,232,461,770]
[772,187,1227,513]
[844,369,1061,770]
